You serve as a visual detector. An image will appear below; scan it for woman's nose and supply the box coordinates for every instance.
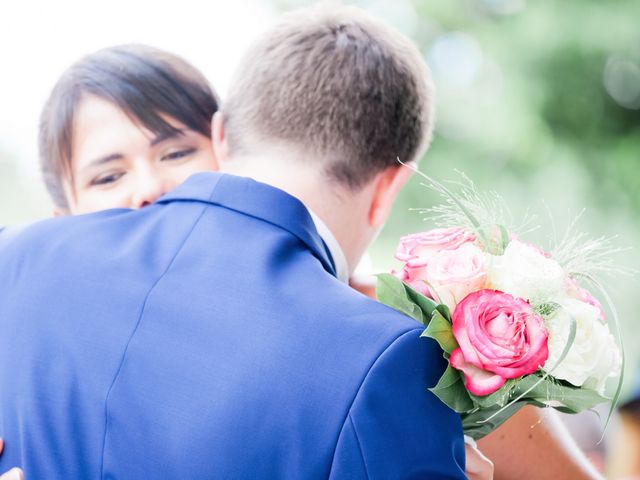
[131,176,171,209]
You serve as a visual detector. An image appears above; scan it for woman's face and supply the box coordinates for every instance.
[63,95,217,215]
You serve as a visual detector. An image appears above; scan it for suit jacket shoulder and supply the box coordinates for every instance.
[0,173,465,479]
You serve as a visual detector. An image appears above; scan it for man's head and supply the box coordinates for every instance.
[214,5,435,269]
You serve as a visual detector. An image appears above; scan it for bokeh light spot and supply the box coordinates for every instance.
[428,32,483,90]
[604,57,640,110]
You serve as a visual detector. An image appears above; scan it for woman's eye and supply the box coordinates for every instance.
[161,148,196,162]
[90,172,125,186]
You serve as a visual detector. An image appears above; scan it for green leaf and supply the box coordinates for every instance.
[485,224,511,256]
[435,303,452,322]
[423,310,458,354]
[469,379,517,409]
[460,374,609,440]
[498,224,510,252]
[376,274,426,325]
[401,279,441,321]
[512,374,609,412]
[376,273,440,327]
[462,401,527,440]
[429,366,474,413]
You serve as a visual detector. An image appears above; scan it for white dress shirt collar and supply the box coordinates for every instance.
[308,210,349,284]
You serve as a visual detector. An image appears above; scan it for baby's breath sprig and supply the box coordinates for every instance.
[398,161,537,252]
[550,210,634,280]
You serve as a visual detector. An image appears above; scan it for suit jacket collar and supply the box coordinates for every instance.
[307,210,349,283]
[157,172,338,277]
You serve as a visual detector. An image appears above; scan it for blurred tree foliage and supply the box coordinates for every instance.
[276,0,640,394]
[271,0,640,237]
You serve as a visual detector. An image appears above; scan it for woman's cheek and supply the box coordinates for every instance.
[71,189,126,214]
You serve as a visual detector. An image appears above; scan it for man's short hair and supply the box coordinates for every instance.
[223,5,435,189]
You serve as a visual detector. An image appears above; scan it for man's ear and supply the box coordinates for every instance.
[368,164,414,228]
[212,112,229,164]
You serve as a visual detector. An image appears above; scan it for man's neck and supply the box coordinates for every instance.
[219,152,373,275]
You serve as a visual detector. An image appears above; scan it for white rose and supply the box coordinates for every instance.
[543,298,621,394]
[488,240,565,304]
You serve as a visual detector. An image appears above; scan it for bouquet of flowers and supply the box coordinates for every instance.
[378,170,624,439]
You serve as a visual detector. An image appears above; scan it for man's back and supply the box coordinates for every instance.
[0,173,465,478]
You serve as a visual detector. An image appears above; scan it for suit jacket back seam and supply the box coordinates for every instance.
[97,200,215,479]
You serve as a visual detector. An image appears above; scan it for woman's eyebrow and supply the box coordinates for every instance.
[150,129,186,147]
[82,153,123,172]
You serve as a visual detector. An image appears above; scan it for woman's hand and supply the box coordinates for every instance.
[0,439,24,480]
[0,468,23,480]
[465,436,494,480]
[349,275,377,299]
[477,406,604,480]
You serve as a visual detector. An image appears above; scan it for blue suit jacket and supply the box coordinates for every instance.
[0,173,465,479]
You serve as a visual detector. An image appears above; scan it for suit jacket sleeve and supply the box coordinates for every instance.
[329,328,466,480]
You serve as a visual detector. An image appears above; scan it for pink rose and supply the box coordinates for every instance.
[395,228,476,267]
[394,228,476,299]
[566,276,605,320]
[395,264,434,297]
[449,290,549,396]
[424,243,487,311]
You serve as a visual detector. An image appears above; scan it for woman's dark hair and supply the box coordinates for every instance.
[39,44,219,208]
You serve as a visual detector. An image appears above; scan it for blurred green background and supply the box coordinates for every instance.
[1,0,639,398]
[286,0,640,398]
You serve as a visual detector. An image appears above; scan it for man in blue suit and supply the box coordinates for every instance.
[0,6,479,479]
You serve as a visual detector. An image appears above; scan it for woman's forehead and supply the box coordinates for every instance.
[72,96,191,165]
